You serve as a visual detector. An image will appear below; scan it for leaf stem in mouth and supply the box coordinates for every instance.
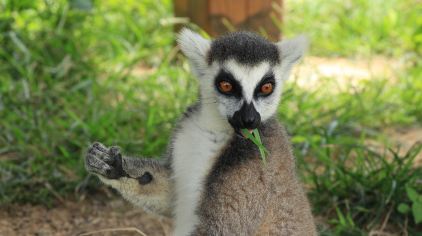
[241,129,268,165]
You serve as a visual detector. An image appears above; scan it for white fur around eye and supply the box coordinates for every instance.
[215,60,283,122]
[217,96,242,119]
[223,60,270,103]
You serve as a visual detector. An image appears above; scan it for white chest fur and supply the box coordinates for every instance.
[172,114,231,236]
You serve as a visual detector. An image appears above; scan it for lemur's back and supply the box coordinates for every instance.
[182,117,316,235]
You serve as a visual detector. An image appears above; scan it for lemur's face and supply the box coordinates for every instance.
[213,60,281,131]
[178,29,307,131]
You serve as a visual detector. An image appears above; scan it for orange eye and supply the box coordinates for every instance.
[260,83,273,95]
[218,81,233,93]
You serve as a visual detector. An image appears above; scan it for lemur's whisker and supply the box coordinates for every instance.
[200,102,217,105]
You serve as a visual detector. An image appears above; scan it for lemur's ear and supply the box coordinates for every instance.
[275,35,308,80]
[177,28,211,72]
[276,35,308,66]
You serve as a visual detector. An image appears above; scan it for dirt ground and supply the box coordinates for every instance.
[293,55,401,90]
[387,127,422,165]
[0,196,172,236]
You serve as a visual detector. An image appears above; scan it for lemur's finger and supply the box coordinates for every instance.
[85,143,126,179]
[89,143,121,165]
[91,142,109,154]
[109,146,121,157]
[85,153,123,179]
[86,153,109,172]
[88,144,112,160]
[107,146,122,164]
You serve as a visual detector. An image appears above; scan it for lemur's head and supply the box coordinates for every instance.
[178,28,307,132]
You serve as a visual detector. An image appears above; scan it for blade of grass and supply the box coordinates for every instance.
[241,129,268,165]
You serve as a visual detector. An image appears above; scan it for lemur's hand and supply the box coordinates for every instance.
[85,142,172,217]
[85,142,125,179]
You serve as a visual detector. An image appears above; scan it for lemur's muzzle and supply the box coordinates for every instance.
[229,102,261,131]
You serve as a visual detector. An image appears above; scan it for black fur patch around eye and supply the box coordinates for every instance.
[138,172,153,185]
[214,70,242,98]
[254,72,276,98]
[208,32,280,65]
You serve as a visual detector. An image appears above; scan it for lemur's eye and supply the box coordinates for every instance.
[260,83,273,95]
[138,172,153,185]
[255,72,275,98]
[215,70,241,97]
[218,81,233,93]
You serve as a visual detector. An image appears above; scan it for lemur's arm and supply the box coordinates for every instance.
[85,142,172,217]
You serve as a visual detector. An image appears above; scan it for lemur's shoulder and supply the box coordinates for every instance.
[162,102,201,168]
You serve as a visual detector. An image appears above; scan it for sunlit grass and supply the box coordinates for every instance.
[284,0,421,58]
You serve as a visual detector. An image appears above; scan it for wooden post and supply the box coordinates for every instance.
[174,0,283,41]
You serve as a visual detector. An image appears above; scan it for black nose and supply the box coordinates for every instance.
[241,106,260,128]
[229,103,261,130]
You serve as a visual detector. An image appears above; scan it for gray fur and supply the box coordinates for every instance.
[192,119,316,235]
[208,32,280,65]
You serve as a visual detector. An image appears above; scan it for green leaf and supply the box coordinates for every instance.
[336,207,346,226]
[397,203,410,214]
[412,202,422,224]
[291,135,307,143]
[346,212,355,227]
[241,129,268,165]
[252,129,262,143]
[253,129,269,165]
[406,186,419,202]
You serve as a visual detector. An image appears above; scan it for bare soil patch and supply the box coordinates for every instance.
[388,126,422,165]
[293,56,402,90]
[0,196,171,236]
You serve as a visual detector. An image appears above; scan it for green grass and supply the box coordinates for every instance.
[284,0,422,58]
[0,0,421,235]
[279,77,422,234]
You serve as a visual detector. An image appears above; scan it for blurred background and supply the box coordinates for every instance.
[0,0,421,235]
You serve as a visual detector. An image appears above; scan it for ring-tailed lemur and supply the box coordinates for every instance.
[85,28,316,235]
